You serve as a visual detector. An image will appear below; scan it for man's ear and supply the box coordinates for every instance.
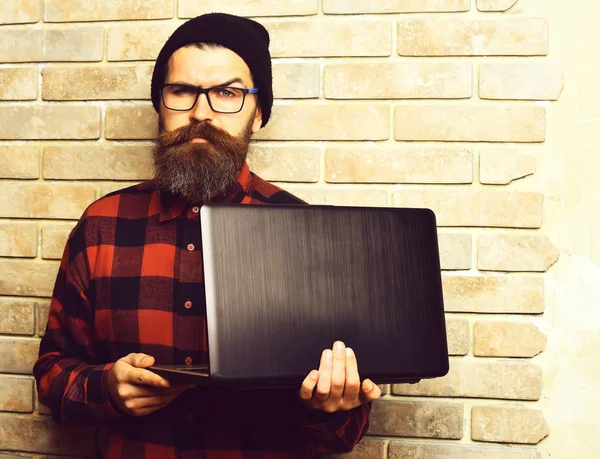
[252,105,263,133]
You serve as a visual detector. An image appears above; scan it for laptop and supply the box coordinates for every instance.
[150,204,449,387]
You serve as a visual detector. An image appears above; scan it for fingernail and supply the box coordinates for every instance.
[365,380,373,391]
[324,350,332,360]
[346,348,354,357]
[310,370,319,380]
[141,356,149,365]
[335,341,344,351]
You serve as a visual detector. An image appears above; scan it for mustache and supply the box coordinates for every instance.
[156,121,233,149]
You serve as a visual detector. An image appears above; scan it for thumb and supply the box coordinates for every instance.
[122,353,155,368]
[359,379,381,403]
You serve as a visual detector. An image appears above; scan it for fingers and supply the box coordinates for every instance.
[343,347,360,402]
[117,383,193,399]
[359,379,382,404]
[112,356,169,388]
[299,370,319,402]
[122,391,181,416]
[121,353,155,368]
[315,349,333,401]
[115,354,168,388]
[120,366,170,388]
[329,341,346,400]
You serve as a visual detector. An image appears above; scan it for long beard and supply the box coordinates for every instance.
[152,119,253,204]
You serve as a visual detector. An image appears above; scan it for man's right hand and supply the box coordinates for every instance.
[108,353,195,417]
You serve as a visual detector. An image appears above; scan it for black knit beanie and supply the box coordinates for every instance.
[151,13,273,128]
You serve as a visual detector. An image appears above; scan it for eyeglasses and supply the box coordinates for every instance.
[161,84,259,113]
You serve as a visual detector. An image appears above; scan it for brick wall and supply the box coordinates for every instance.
[0,0,563,457]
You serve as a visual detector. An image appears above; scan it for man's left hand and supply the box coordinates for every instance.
[299,341,381,413]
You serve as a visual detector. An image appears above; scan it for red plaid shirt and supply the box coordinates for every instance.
[33,163,370,459]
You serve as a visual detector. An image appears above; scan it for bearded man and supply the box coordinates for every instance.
[34,13,380,458]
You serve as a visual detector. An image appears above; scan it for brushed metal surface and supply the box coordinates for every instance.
[201,205,448,386]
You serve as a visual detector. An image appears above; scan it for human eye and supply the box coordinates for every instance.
[216,87,242,98]
[170,85,196,96]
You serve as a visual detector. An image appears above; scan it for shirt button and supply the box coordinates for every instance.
[184,300,192,309]
[187,243,195,252]
[192,206,200,214]
[185,357,192,365]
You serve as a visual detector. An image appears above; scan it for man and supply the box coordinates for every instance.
[34,13,380,458]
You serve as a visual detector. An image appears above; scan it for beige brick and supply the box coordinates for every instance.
[38,401,52,415]
[38,301,51,337]
[438,233,472,270]
[44,0,173,22]
[397,18,548,56]
[324,62,472,99]
[106,105,158,140]
[0,261,59,298]
[474,321,547,358]
[42,224,76,260]
[477,0,519,12]
[0,299,35,335]
[0,28,103,62]
[0,222,38,257]
[282,186,387,207]
[389,441,540,459]
[273,63,320,99]
[478,234,560,272]
[392,189,544,228]
[0,145,40,179]
[480,63,564,101]
[480,149,536,185]
[0,183,96,219]
[472,406,549,444]
[43,145,153,180]
[107,25,176,61]
[0,338,40,374]
[256,104,389,141]
[324,0,470,13]
[0,67,38,100]
[0,376,34,412]
[442,275,544,314]
[247,144,320,182]
[180,0,318,18]
[446,317,469,356]
[379,385,390,396]
[0,415,95,455]
[325,146,473,184]
[393,360,541,400]
[265,21,392,57]
[395,105,546,142]
[369,400,464,439]
[0,0,41,24]
[0,106,100,140]
[333,438,386,459]
[101,182,140,197]
[43,65,152,101]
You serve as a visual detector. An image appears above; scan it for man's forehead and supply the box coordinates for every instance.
[166,45,253,85]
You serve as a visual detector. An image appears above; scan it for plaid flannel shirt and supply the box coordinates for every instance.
[33,163,371,458]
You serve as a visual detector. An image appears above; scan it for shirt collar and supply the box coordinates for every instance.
[158,162,252,222]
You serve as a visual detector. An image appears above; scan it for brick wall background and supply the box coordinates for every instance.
[1,0,599,458]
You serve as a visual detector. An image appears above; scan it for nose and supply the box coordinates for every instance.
[190,91,214,123]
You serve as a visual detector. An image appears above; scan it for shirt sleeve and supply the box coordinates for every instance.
[33,221,123,427]
[295,401,372,454]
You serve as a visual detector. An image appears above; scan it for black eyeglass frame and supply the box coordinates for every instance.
[160,84,260,114]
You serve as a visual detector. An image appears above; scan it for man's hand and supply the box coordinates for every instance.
[108,353,194,417]
[299,341,381,413]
